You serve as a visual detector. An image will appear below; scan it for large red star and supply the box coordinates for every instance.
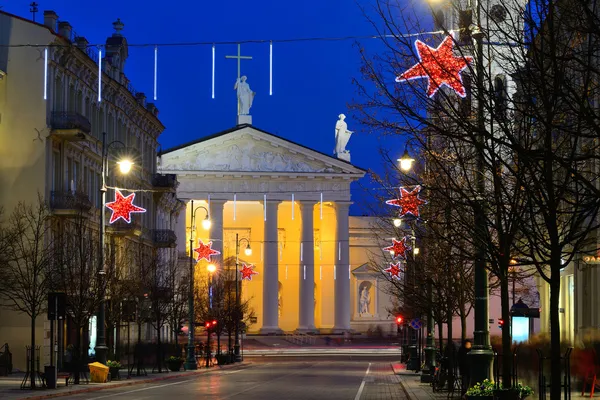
[383,237,411,259]
[194,240,221,262]
[240,263,258,281]
[396,35,474,98]
[105,189,146,224]
[384,262,403,280]
[385,186,428,218]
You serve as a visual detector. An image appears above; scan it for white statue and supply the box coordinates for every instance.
[334,114,353,160]
[234,76,255,115]
[359,286,370,315]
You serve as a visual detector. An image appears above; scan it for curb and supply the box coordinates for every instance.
[18,363,246,400]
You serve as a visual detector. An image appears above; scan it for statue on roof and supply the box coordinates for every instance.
[235,76,255,115]
[334,114,353,162]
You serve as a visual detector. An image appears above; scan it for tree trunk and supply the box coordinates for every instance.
[549,273,561,400]
[438,320,444,353]
[460,305,467,341]
[446,303,454,391]
[30,315,36,389]
[74,326,82,384]
[156,321,162,373]
[500,275,512,389]
[136,322,142,376]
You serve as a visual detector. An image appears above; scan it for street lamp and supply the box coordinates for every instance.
[185,201,211,371]
[234,234,252,362]
[206,263,216,368]
[398,148,416,172]
[97,132,132,365]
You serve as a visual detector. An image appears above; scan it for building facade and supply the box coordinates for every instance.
[0,10,181,370]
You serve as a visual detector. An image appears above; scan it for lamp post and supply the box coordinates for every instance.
[97,131,132,365]
[234,233,252,362]
[206,263,216,368]
[185,201,211,371]
[469,0,494,385]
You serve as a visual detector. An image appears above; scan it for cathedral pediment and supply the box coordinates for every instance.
[158,125,365,176]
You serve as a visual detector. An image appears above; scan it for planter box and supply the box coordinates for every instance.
[466,396,494,400]
[167,361,183,372]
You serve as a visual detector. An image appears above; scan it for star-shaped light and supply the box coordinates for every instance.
[384,262,403,280]
[240,263,258,281]
[385,186,428,218]
[383,237,412,259]
[194,240,221,262]
[105,189,146,224]
[396,35,474,98]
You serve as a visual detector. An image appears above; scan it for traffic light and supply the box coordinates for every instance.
[205,320,218,331]
[396,316,403,325]
[498,318,504,329]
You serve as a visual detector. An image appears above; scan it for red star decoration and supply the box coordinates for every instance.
[383,237,411,259]
[396,35,474,98]
[105,189,146,224]
[193,240,221,262]
[384,262,403,280]
[385,186,428,218]
[240,263,258,281]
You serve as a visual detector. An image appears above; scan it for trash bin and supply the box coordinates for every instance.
[44,366,56,389]
[88,362,109,383]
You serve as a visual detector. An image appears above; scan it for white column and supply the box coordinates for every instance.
[208,199,225,268]
[176,204,187,257]
[333,201,351,332]
[260,200,282,334]
[298,201,316,332]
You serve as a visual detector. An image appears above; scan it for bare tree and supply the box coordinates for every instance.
[0,198,54,388]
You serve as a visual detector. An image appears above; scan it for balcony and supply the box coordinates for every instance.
[152,229,177,248]
[152,174,177,191]
[106,219,143,237]
[50,191,92,216]
[50,112,91,141]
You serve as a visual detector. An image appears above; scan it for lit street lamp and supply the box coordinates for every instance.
[234,234,252,362]
[96,131,132,365]
[185,201,211,371]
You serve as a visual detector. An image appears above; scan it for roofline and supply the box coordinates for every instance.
[158,124,368,173]
[0,10,165,131]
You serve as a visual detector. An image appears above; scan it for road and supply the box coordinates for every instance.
[59,359,407,400]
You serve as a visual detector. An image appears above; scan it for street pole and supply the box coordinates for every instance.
[95,132,108,365]
[421,277,435,382]
[469,2,494,385]
[185,200,197,370]
[234,234,241,361]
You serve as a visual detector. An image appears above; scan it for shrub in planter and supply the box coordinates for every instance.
[106,360,121,380]
[167,356,184,372]
[466,379,496,400]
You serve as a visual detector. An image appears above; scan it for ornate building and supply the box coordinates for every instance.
[0,9,181,370]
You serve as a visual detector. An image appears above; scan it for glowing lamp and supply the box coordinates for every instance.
[398,149,415,172]
[244,244,252,256]
[201,215,212,230]
[118,160,133,174]
[393,218,402,227]
[207,264,216,273]
[413,247,420,256]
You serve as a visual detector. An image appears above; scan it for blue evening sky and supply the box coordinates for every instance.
[2,0,418,215]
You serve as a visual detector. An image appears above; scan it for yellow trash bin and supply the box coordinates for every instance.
[88,362,109,383]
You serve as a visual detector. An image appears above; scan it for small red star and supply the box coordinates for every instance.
[396,35,474,98]
[240,263,258,281]
[385,186,428,218]
[105,189,146,223]
[384,262,403,280]
[383,237,411,259]
[194,240,220,262]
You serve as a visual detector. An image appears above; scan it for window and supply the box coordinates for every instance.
[52,151,61,191]
[54,77,64,112]
[83,166,88,195]
[73,161,80,192]
[66,157,73,191]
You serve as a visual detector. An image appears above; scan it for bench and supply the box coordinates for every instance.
[57,372,70,386]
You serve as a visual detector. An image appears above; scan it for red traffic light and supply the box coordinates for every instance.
[498,318,504,329]
[205,321,211,329]
[396,316,403,324]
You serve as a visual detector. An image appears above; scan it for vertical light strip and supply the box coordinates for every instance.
[348,265,351,279]
[334,265,337,280]
[320,193,323,219]
[43,47,48,100]
[154,45,158,100]
[98,49,102,102]
[339,242,341,260]
[207,194,211,216]
[320,265,322,280]
[233,193,237,221]
[303,265,306,280]
[264,194,267,221]
[300,242,303,262]
[211,44,215,99]
[285,265,288,280]
[261,243,264,261]
[269,41,273,95]
[291,193,295,220]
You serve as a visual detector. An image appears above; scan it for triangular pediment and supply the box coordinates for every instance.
[352,263,378,275]
[159,125,365,176]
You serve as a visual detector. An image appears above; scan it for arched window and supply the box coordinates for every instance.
[494,75,507,121]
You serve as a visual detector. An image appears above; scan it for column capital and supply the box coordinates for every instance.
[298,200,318,209]
[333,201,353,211]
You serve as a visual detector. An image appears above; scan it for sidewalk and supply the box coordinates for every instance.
[0,363,244,400]
[392,363,454,400]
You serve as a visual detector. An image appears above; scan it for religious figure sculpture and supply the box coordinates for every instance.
[334,114,353,161]
[234,76,255,115]
[359,286,371,315]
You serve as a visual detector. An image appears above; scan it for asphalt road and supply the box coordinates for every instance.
[59,359,406,400]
